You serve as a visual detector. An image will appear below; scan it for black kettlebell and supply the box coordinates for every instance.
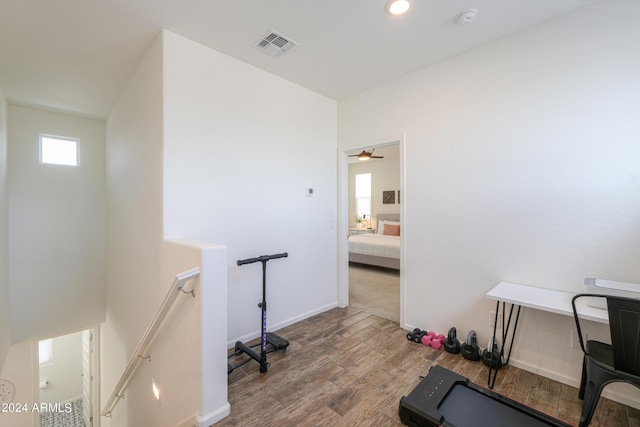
[444,327,461,354]
[460,330,481,361]
[482,338,503,369]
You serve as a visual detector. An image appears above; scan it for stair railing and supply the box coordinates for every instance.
[102,267,200,418]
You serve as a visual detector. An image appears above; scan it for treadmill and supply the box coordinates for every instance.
[399,365,572,427]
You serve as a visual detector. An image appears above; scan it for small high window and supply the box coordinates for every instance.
[39,134,79,166]
[355,173,372,218]
[39,339,53,366]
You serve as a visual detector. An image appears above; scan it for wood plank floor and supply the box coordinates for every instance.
[216,307,640,426]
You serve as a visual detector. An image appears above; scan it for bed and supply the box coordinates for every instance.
[348,213,400,270]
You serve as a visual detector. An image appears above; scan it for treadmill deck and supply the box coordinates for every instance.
[398,365,571,427]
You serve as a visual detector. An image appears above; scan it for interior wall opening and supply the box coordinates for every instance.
[37,326,98,427]
[341,138,405,326]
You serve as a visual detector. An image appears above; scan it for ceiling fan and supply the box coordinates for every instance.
[349,149,384,161]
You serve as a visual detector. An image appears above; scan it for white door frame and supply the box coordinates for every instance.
[82,326,100,427]
[338,134,407,328]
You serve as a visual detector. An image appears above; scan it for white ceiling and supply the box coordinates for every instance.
[0,0,597,118]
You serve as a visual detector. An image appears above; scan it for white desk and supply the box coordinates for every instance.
[486,282,608,324]
[483,282,608,389]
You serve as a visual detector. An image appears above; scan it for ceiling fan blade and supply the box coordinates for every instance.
[350,150,369,157]
[348,149,385,160]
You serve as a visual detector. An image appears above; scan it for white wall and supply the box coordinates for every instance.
[39,331,83,404]
[103,33,230,426]
[0,88,9,371]
[8,105,106,344]
[161,31,339,342]
[338,0,640,391]
[0,341,38,427]
[349,145,400,229]
[102,33,164,426]
[112,240,228,427]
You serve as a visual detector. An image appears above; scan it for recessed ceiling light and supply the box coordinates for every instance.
[385,0,412,16]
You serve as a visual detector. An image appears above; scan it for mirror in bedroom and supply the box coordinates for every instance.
[347,143,401,323]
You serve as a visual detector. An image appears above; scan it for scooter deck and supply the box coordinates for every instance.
[227,333,290,375]
[266,332,289,350]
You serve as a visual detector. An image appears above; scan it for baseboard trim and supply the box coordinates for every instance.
[193,403,231,427]
[58,394,83,405]
[393,342,640,411]
[227,302,338,348]
[175,413,198,427]
[509,357,640,410]
[403,322,419,333]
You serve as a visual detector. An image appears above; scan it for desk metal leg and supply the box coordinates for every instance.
[488,301,522,389]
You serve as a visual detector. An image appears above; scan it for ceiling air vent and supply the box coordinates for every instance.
[255,30,298,58]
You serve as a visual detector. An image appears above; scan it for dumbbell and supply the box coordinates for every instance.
[413,330,428,343]
[407,328,428,343]
[444,327,461,354]
[406,328,421,341]
[421,331,445,349]
[460,330,481,361]
[431,336,443,350]
[420,332,433,346]
[432,333,445,349]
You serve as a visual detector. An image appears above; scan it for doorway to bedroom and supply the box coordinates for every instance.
[343,140,403,324]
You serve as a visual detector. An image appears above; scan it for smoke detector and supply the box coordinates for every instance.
[457,8,478,24]
[255,30,299,58]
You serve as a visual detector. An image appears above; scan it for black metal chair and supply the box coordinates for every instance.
[571,293,640,427]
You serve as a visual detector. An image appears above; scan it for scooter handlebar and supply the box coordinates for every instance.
[237,252,288,266]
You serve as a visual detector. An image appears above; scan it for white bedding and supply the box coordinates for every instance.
[348,233,400,259]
